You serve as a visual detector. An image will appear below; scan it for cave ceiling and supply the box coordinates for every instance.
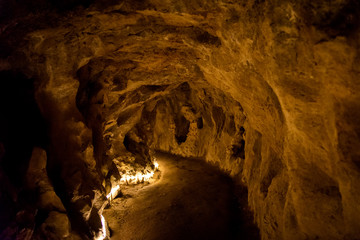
[0,0,360,239]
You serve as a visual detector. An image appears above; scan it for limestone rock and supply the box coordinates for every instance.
[40,211,71,240]
[25,147,66,212]
[0,0,359,239]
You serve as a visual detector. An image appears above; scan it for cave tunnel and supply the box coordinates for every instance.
[1,0,360,239]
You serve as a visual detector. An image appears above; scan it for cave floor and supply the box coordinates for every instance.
[103,153,259,240]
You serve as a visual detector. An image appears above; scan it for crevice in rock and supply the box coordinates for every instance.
[196,117,203,129]
[232,139,245,159]
[174,114,190,144]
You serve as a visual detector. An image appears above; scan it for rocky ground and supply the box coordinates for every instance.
[104,152,259,240]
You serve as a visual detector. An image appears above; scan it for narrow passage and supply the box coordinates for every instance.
[103,153,259,240]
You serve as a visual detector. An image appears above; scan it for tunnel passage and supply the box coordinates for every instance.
[103,152,259,240]
[0,61,251,239]
[1,0,360,239]
[73,52,252,237]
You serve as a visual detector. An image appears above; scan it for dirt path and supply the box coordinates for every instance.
[103,153,259,240]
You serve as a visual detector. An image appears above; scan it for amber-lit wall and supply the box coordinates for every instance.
[0,0,359,239]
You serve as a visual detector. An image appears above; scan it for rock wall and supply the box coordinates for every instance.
[0,0,360,239]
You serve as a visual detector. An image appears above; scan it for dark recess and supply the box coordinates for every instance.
[301,0,360,37]
[123,134,150,167]
[0,71,48,186]
[174,115,190,144]
[197,117,203,129]
[239,126,245,136]
[194,29,222,47]
[231,183,261,240]
[232,139,245,159]
[0,70,48,232]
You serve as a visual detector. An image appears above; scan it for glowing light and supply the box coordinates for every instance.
[106,185,120,200]
[94,214,107,240]
[154,161,159,169]
[97,159,160,240]
[120,171,155,184]
[119,160,159,185]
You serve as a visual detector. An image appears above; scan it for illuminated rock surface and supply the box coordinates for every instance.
[0,0,359,239]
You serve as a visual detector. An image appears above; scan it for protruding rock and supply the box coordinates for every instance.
[40,211,71,239]
[25,147,66,212]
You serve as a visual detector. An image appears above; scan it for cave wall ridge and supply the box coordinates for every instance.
[0,0,359,239]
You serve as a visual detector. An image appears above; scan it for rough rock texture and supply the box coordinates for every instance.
[1,0,360,239]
